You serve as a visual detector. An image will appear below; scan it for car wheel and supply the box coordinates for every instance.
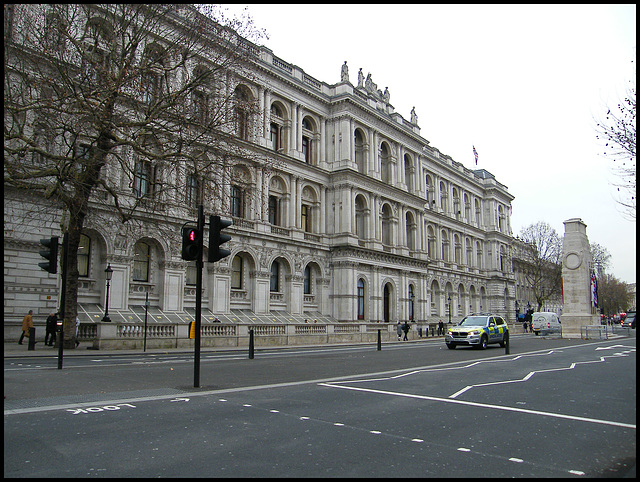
[478,335,488,350]
[446,343,456,350]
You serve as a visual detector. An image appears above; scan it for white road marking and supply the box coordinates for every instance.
[318,383,636,429]
[449,352,634,399]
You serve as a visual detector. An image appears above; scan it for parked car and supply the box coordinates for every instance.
[445,314,509,349]
[531,312,561,335]
[622,311,636,329]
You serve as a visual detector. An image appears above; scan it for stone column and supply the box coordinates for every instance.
[561,218,598,338]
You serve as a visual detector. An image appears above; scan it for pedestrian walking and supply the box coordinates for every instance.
[18,310,34,345]
[523,321,528,333]
[396,321,402,341]
[75,316,80,347]
[438,320,444,336]
[402,321,410,341]
[45,312,58,346]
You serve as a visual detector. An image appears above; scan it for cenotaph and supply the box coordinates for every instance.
[560,218,598,338]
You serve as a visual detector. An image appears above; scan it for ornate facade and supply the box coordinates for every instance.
[4,5,518,334]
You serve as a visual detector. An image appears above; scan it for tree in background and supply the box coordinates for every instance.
[590,242,612,278]
[596,78,636,221]
[518,221,563,311]
[4,5,267,346]
[597,273,633,317]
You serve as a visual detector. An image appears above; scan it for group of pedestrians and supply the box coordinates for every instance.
[397,320,449,340]
[18,310,80,347]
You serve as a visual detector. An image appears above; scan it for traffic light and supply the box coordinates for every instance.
[181,227,201,261]
[208,215,232,262]
[38,236,59,274]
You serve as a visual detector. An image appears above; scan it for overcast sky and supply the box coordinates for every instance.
[221,4,636,284]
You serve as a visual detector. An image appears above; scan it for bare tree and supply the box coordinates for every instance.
[4,4,268,346]
[597,273,633,317]
[518,221,563,311]
[596,80,636,220]
[589,242,611,278]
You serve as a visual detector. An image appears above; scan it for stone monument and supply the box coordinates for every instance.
[560,218,598,338]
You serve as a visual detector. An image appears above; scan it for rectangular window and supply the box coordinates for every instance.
[185,263,197,286]
[231,256,242,289]
[302,136,310,163]
[77,234,90,277]
[133,242,150,282]
[134,160,152,197]
[270,262,279,292]
[186,174,200,207]
[193,91,208,122]
[270,123,280,151]
[268,196,278,225]
[301,204,310,232]
[231,186,243,218]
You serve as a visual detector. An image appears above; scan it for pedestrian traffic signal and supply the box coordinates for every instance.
[208,216,232,263]
[181,227,201,261]
[38,236,59,274]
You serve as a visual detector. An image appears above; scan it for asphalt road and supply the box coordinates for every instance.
[4,335,636,477]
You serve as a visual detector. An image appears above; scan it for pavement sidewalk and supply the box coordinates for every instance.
[4,335,438,358]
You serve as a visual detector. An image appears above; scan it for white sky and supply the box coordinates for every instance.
[221,4,636,284]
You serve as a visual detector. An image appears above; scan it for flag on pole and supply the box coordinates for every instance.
[472,145,478,165]
[590,270,599,308]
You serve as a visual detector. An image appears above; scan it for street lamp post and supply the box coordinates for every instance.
[102,263,113,322]
[448,294,452,325]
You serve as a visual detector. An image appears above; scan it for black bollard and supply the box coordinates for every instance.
[377,329,381,351]
[28,327,36,351]
[249,328,254,359]
[505,331,510,355]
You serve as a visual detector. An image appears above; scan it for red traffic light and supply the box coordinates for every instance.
[181,227,201,261]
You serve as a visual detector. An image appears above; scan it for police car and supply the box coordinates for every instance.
[445,313,509,349]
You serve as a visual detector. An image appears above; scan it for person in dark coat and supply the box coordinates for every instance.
[402,321,410,341]
[45,312,58,346]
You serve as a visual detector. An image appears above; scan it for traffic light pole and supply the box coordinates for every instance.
[58,233,69,369]
[194,205,204,388]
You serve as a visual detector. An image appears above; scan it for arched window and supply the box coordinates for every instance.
[454,234,462,264]
[270,102,286,153]
[381,143,392,184]
[406,211,416,251]
[404,154,414,193]
[301,116,317,164]
[441,230,449,262]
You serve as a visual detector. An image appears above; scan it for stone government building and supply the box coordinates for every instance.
[4,5,533,343]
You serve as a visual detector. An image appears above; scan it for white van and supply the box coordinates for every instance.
[531,312,561,335]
